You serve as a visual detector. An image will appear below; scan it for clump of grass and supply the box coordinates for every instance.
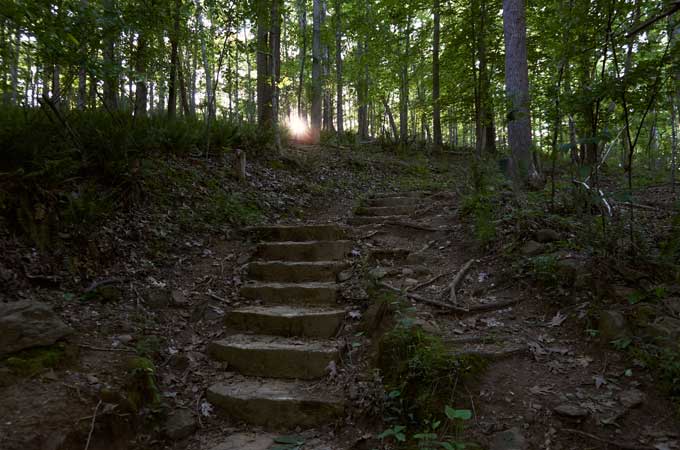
[378,319,486,421]
[2,343,75,377]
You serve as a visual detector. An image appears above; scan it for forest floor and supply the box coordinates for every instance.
[1,142,680,450]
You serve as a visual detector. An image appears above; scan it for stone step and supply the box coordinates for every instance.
[206,378,344,428]
[225,305,346,338]
[355,206,416,217]
[347,215,408,226]
[370,191,431,199]
[254,240,352,262]
[247,261,348,283]
[245,224,348,242]
[365,196,421,207]
[208,334,339,379]
[240,282,338,306]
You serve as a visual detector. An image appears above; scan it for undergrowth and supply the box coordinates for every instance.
[376,296,485,448]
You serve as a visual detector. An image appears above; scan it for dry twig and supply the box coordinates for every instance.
[447,259,475,305]
[84,400,102,450]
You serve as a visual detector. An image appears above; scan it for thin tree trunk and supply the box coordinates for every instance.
[102,0,118,111]
[311,0,322,143]
[256,0,273,127]
[296,0,307,120]
[168,0,181,119]
[335,0,344,135]
[134,35,148,117]
[399,19,410,146]
[194,0,213,120]
[432,0,442,151]
[383,97,398,141]
[271,0,282,149]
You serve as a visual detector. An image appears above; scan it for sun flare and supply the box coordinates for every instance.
[287,115,309,139]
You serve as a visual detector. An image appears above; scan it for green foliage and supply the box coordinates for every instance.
[460,193,496,246]
[2,343,73,377]
[271,436,305,450]
[124,356,162,412]
[378,317,486,421]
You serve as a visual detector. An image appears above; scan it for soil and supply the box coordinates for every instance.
[1,144,679,450]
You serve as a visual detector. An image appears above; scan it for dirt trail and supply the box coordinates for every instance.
[353,191,680,450]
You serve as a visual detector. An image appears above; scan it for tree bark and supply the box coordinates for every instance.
[502,0,536,184]
[296,0,307,120]
[271,0,282,149]
[311,0,323,143]
[134,34,148,117]
[399,19,410,146]
[432,0,442,151]
[334,0,344,135]
[256,0,273,127]
[167,0,181,119]
[102,0,118,111]
[194,0,213,119]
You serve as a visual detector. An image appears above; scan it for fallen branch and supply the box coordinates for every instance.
[78,344,136,354]
[384,221,452,232]
[616,201,662,212]
[406,272,450,292]
[84,400,102,450]
[448,259,475,305]
[561,428,655,450]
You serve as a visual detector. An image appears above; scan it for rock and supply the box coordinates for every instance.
[598,310,629,342]
[555,257,581,285]
[403,278,418,287]
[171,290,188,307]
[209,433,274,450]
[169,353,191,371]
[405,252,426,265]
[645,316,680,341]
[663,297,680,318]
[553,403,589,418]
[412,265,431,276]
[521,240,544,256]
[94,285,122,302]
[402,268,415,277]
[619,389,645,409]
[412,317,440,334]
[164,409,196,440]
[535,229,560,243]
[337,269,353,282]
[369,267,388,280]
[490,427,527,450]
[0,300,73,357]
[146,288,172,308]
[236,254,250,265]
[116,334,134,345]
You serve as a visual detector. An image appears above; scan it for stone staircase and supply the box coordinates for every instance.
[205,224,350,429]
[348,191,429,226]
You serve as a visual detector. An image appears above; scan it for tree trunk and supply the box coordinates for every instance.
[383,97,398,141]
[194,0,213,120]
[102,0,118,111]
[399,20,410,146]
[432,0,442,151]
[296,0,307,120]
[52,64,60,107]
[167,0,181,119]
[503,0,535,184]
[311,0,322,143]
[256,0,273,127]
[271,0,282,149]
[134,34,148,117]
[335,0,344,135]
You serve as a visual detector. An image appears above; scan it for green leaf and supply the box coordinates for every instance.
[445,406,472,421]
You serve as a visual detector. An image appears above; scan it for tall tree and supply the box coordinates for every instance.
[256,0,273,127]
[503,0,536,184]
[432,0,442,151]
[334,0,344,135]
[310,0,322,143]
